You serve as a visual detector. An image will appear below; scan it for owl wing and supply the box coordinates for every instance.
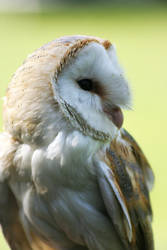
[0,180,60,250]
[96,128,154,250]
[0,133,54,250]
[0,180,33,250]
[0,132,32,249]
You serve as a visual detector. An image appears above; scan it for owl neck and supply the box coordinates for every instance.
[44,129,107,185]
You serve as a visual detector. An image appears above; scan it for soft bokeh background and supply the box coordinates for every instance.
[0,1,167,249]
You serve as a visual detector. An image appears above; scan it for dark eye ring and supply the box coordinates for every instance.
[77,79,94,91]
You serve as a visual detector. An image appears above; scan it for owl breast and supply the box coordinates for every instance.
[9,130,123,250]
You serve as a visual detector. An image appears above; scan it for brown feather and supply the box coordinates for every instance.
[103,129,154,250]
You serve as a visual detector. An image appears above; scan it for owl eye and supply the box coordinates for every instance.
[77,79,94,91]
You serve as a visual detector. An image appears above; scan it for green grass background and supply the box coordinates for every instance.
[0,6,167,249]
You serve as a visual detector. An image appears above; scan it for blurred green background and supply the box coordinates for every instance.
[0,1,167,249]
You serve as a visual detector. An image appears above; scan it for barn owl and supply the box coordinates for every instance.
[0,35,154,250]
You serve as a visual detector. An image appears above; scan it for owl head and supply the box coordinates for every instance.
[3,35,131,145]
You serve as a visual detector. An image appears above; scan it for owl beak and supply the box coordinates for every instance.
[103,106,124,128]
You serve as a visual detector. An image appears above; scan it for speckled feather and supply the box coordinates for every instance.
[105,129,154,250]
